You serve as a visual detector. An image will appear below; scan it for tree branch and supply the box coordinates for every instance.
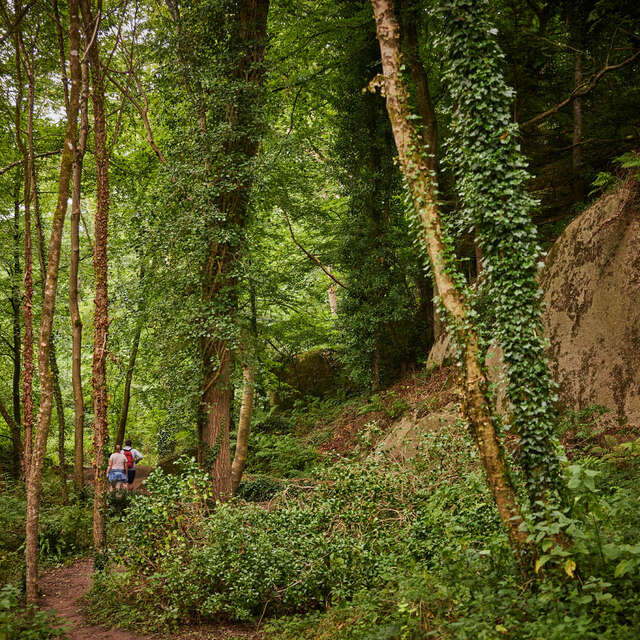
[0,151,60,177]
[522,48,640,129]
[281,209,349,290]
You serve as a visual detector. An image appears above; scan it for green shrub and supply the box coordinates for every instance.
[88,433,640,639]
[38,503,93,562]
[0,584,68,639]
[247,432,319,477]
[235,474,284,502]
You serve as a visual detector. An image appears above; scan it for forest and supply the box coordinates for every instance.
[1,0,640,638]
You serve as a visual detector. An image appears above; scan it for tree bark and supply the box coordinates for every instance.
[198,0,269,501]
[80,0,110,552]
[10,175,23,476]
[230,364,255,495]
[24,0,81,604]
[13,23,34,480]
[70,60,89,492]
[327,266,338,316]
[370,0,527,550]
[572,51,584,202]
[32,173,68,504]
[0,396,21,475]
[115,319,142,447]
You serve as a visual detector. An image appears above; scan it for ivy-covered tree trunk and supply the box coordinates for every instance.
[198,0,269,500]
[439,0,563,506]
[24,0,81,604]
[12,26,35,480]
[80,0,110,550]
[370,0,528,549]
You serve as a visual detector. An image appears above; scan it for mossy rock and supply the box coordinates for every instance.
[271,348,343,410]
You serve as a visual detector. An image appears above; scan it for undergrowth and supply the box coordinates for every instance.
[86,424,640,638]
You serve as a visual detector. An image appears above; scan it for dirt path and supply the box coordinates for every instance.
[81,464,153,491]
[39,558,151,640]
[40,558,263,640]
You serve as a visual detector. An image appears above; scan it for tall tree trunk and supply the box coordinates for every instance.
[398,0,441,339]
[11,175,23,475]
[0,397,21,476]
[24,0,81,604]
[13,24,34,480]
[327,266,338,316]
[198,0,269,501]
[201,338,233,498]
[115,319,142,447]
[32,173,68,504]
[70,60,89,492]
[370,0,527,550]
[572,51,584,202]
[80,0,110,552]
[230,364,255,495]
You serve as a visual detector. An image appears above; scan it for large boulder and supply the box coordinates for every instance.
[541,177,640,426]
[426,177,640,427]
[269,348,343,411]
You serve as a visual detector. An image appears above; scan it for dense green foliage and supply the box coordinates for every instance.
[0,0,639,637]
[87,418,640,638]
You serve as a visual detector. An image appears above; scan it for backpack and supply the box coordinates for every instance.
[123,448,134,468]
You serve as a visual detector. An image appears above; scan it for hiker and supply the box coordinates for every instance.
[106,444,128,491]
[122,439,143,491]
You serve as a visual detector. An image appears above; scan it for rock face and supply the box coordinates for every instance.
[541,178,640,426]
[426,178,640,427]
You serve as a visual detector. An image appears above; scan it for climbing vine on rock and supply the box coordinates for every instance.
[439,0,563,505]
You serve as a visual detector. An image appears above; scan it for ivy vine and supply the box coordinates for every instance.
[438,0,563,505]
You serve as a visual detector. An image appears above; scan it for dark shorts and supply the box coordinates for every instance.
[127,469,136,485]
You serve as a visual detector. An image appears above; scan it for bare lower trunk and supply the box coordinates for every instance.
[71,61,89,492]
[370,0,527,550]
[202,342,233,500]
[24,0,81,604]
[115,321,142,447]
[80,0,110,552]
[52,346,67,504]
[231,365,255,495]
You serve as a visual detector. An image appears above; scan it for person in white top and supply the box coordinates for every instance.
[106,445,128,491]
[122,439,143,491]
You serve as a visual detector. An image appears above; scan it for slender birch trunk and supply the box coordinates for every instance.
[71,61,89,492]
[10,176,23,475]
[370,0,527,550]
[24,0,81,604]
[80,0,110,551]
[12,27,34,480]
[231,365,255,495]
[32,182,68,503]
[115,320,142,447]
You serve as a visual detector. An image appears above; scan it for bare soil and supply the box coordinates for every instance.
[39,558,151,640]
[39,558,262,640]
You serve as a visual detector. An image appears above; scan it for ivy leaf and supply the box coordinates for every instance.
[564,558,576,578]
